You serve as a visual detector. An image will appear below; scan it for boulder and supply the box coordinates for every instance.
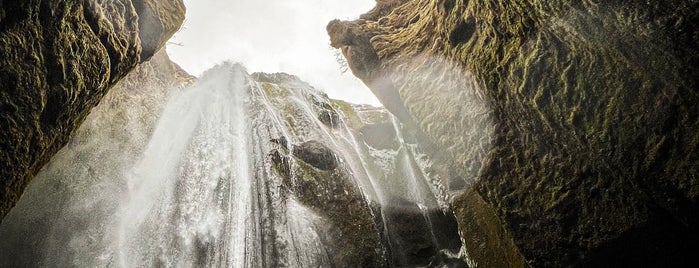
[292,141,338,171]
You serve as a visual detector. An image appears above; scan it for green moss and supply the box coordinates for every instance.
[288,154,386,267]
[452,189,526,267]
[261,82,291,98]
[0,0,186,221]
[333,0,699,266]
[330,99,362,127]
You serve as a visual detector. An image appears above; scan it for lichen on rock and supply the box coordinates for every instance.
[0,0,186,221]
[329,0,699,266]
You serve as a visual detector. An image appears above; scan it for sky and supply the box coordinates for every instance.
[166,0,381,106]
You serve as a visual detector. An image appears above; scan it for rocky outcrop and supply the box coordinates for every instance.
[330,0,699,266]
[293,141,339,171]
[272,147,385,267]
[256,73,464,267]
[0,0,186,221]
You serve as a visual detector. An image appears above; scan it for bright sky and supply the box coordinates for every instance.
[166,0,381,106]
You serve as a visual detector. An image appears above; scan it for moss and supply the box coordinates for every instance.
[285,153,386,267]
[330,0,699,266]
[330,99,363,128]
[261,82,291,98]
[452,189,526,267]
[0,0,186,221]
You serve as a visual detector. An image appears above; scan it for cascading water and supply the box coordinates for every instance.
[0,63,464,267]
[115,66,254,267]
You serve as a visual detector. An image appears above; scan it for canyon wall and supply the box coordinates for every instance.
[0,0,186,220]
[329,0,699,266]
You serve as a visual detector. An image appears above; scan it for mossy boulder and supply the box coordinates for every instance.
[0,0,185,221]
[329,0,699,266]
[292,141,338,171]
[271,146,387,267]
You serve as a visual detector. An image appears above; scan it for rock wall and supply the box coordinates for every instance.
[0,0,185,221]
[329,0,699,266]
[0,49,193,266]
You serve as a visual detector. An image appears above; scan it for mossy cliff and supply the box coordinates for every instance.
[0,50,192,266]
[257,73,463,266]
[0,0,186,221]
[329,0,699,266]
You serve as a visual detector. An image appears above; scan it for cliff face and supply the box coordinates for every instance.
[0,49,193,266]
[0,0,186,221]
[0,61,462,267]
[329,0,699,266]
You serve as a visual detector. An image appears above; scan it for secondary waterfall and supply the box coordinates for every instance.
[0,63,463,267]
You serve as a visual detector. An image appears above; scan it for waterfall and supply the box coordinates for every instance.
[115,65,253,267]
[0,63,463,267]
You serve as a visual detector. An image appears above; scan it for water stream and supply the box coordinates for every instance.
[0,63,462,267]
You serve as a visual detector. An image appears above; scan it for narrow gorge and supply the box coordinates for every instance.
[1,0,698,267]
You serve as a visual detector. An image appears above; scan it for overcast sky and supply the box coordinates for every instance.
[166,0,380,106]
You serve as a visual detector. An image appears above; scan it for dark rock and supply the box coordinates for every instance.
[0,0,186,221]
[379,197,462,267]
[287,152,386,267]
[292,141,338,170]
[270,136,289,150]
[318,109,341,128]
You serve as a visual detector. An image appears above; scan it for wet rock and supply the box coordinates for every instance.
[289,154,386,267]
[318,109,341,128]
[292,141,338,171]
[427,250,469,268]
[359,122,399,150]
[270,149,292,184]
[311,96,342,128]
[0,49,192,266]
[0,0,186,221]
[379,197,462,267]
[270,136,289,150]
[251,72,302,84]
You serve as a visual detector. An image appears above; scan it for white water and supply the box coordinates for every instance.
[115,66,253,267]
[0,63,462,267]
